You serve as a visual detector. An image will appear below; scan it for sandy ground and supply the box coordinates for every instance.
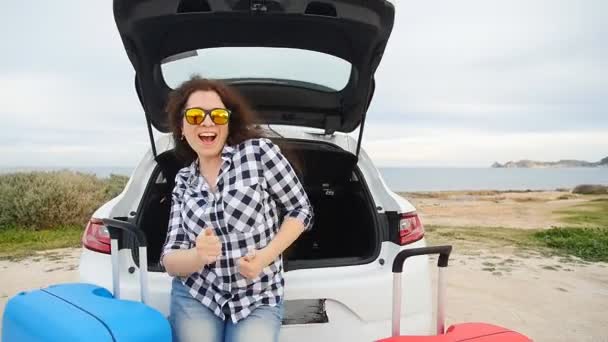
[400,190,599,229]
[1,191,607,341]
[0,248,81,333]
[429,247,608,342]
[1,247,607,341]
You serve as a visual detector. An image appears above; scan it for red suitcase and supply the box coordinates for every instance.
[377,246,532,342]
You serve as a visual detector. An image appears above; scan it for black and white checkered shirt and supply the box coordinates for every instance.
[161,137,313,323]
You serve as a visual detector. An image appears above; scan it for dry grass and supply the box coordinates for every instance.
[0,225,83,260]
[404,189,589,203]
[400,189,545,200]
[512,197,545,203]
[424,196,608,262]
[555,198,608,227]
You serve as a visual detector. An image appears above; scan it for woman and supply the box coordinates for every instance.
[160,76,313,342]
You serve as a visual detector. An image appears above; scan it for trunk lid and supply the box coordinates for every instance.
[113,0,395,134]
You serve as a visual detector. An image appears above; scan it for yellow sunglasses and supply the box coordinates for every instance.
[183,107,231,125]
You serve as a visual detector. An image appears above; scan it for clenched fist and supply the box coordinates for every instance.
[195,228,222,266]
[238,250,265,280]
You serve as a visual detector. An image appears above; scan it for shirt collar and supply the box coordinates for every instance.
[221,143,235,161]
[187,144,236,186]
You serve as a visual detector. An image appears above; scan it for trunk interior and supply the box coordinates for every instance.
[134,139,380,272]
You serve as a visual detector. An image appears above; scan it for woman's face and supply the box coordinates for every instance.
[182,90,230,160]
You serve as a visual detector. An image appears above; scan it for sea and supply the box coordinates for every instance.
[378,167,608,192]
[1,165,606,192]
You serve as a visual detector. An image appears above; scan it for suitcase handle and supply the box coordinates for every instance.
[102,218,150,305]
[391,245,452,337]
[392,245,451,272]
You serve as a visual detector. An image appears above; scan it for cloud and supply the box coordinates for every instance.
[0,71,149,166]
[368,0,608,132]
[0,141,150,168]
[0,0,606,168]
[359,126,608,167]
[1,2,125,73]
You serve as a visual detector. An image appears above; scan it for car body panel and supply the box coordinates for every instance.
[80,239,432,341]
[82,126,432,340]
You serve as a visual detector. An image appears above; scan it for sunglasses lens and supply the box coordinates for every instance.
[185,108,204,125]
[210,109,230,125]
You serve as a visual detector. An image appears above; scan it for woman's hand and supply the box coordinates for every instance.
[161,229,221,277]
[238,249,265,280]
[195,228,222,266]
[238,217,307,280]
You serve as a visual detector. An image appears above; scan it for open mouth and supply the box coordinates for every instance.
[198,132,217,145]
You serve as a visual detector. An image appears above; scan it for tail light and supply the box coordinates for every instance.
[397,212,425,245]
[82,218,111,254]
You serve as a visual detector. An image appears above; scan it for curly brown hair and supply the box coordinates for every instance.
[165,76,264,164]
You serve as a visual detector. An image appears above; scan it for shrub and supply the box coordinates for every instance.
[0,171,129,230]
[572,184,608,195]
[533,227,608,262]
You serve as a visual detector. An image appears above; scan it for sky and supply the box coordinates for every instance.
[1,0,606,168]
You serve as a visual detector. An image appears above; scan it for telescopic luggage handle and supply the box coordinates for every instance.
[391,245,452,337]
[102,218,150,305]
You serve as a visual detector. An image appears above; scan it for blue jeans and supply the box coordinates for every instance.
[169,278,283,342]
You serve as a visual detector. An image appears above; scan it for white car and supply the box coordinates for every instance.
[79,1,433,341]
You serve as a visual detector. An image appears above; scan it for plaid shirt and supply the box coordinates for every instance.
[161,138,313,323]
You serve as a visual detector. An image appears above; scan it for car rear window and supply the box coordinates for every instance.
[160,47,352,92]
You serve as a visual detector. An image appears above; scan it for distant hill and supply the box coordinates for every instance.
[492,156,608,168]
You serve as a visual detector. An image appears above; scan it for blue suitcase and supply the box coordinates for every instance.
[2,219,172,342]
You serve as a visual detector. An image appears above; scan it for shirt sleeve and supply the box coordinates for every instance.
[259,138,314,232]
[160,170,192,266]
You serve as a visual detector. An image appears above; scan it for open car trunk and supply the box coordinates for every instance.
[135,139,380,272]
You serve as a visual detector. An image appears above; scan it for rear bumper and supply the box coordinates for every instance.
[281,307,432,342]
